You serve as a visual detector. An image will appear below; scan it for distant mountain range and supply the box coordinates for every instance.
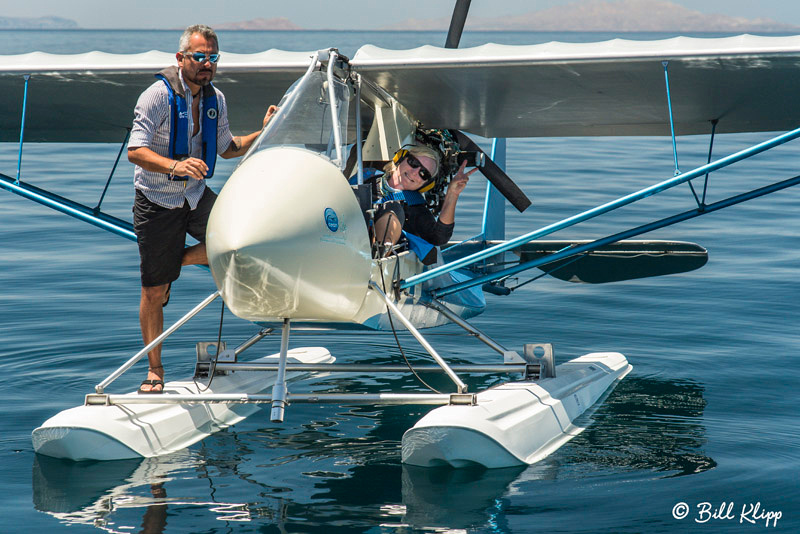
[2,1,797,32]
[214,17,301,31]
[0,16,78,29]
[392,0,798,32]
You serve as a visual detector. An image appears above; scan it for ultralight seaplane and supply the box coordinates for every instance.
[3,5,800,468]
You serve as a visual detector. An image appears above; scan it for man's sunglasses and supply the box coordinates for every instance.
[404,153,433,182]
[184,52,220,64]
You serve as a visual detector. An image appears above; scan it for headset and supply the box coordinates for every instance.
[391,147,409,164]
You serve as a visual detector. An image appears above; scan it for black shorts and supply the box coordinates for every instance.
[133,187,217,287]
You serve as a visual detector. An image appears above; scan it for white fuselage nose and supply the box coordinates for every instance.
[206,148,372,323]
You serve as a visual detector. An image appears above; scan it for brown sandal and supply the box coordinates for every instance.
[139,365,164,394]
[138,379,164,394]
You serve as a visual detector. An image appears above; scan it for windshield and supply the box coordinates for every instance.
[242,70,352,169]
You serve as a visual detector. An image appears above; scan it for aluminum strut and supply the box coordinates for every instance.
[355,73,364,185]
[369,282,468,393]
[95,291,221,393]
[687,120,719,209]
[234,328,274,356]
[203,363,531,374]
[326,50,343,167]
[427,298,523,363]
[86,392,471,406]
[270,318,291,422]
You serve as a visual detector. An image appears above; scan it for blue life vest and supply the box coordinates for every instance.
[378,189,426,206]
[155,66,219,180]
[402,230,436,264]
[360,169,427,207]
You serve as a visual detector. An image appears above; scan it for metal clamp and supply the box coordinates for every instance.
[523,343,555,378]
[85,394,110,406]
[449,393,477,406]
[524,363,542,380]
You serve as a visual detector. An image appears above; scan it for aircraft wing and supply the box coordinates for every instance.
[351,34,800,138]
[5,35,800,143]
[0,50,315,143]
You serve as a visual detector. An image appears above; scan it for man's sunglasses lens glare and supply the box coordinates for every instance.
[187,53,220,63]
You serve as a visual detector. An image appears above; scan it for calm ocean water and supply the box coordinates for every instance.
[1,30,799,533]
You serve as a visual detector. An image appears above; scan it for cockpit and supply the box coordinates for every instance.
[239,49,476,225]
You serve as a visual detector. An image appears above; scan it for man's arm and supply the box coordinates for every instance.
[220,105,278,159]
[127,81,209,180]
[128,147,209,181]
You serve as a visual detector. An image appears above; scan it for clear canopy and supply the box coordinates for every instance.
[242,69,352,169]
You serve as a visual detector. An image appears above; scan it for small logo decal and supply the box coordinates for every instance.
[207,108,218,120]
[324,208,339,232]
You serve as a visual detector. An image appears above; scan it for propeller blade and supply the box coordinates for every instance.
[443,5,532,212]
[445,0,472,49]
[449,129,532,213]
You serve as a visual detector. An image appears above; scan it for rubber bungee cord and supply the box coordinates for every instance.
[377,238,443,395]
[195,299,225,392]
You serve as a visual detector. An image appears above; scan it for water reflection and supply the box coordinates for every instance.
[564,376,717,477]
[31,375,714,532]
[32,451,251,533]
[140,483,168,534]
[401,465,525,530]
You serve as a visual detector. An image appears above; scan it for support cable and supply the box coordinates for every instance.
[378,254,443,394]
[16,74,31,184]
[95,127,132,212]
[195,298,226,393]
[662,61,680,176]
[686,120,719,210]
[702,119,719,207]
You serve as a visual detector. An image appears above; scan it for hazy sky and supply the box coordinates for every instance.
[6,0,800,29]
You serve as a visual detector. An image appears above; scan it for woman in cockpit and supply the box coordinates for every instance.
[370,144,476,261]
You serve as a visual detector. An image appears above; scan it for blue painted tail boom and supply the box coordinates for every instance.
[402,124,800,291]
[481,138,506,242]
[0,172,135,242]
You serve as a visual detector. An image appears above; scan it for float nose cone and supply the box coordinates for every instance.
[207,148,371,322]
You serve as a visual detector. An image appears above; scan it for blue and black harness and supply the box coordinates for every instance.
[355,169,437,264]
[155,66,219,180]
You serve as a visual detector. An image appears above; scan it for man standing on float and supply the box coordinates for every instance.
[128,24,276,393]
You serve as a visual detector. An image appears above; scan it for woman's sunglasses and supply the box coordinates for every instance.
[404,153,433,182]
[184,52,220,64]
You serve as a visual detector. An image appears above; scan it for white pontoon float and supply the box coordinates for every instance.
[32,287,631,467]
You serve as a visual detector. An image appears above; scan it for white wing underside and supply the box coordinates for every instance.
[3,34,800,142]
[0,50,314,143]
